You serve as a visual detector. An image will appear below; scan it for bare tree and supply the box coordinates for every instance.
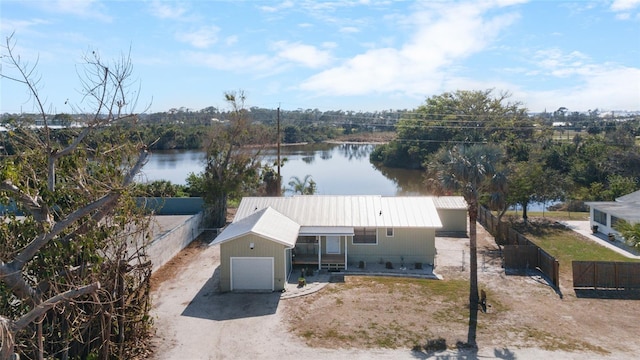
[0,34,151,359]
[201,90,270,227]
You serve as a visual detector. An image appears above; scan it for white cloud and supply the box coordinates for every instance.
[531,48,592,77]
[611,0,640,11]
[225,35,238,46]
[0,18,50,35]
[610,0,640,19]
[340,26,360,33]
[259,1,294,13]
[38,0,112,22]
[183,51,276,73]
[176,26,220,49]
[271,41,332,68]
[149,1,188,20]
[299,2,520,96]
[521,66,640,112]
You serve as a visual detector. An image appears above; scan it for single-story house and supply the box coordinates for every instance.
[210,195,467,292]
[585,190,640,239]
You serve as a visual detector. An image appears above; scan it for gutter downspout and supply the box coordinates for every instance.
[285,246,294,287]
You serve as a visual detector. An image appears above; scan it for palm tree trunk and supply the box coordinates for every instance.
[467,199,479,347]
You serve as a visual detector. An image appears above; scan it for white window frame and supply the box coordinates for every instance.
[386,227,394,237]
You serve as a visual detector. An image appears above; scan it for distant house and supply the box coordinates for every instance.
[585,190,640,238]
[210,195,467,292]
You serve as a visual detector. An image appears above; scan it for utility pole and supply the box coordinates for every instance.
[277,106,281,196]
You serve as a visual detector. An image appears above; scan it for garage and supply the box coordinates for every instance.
[230,257,274,291]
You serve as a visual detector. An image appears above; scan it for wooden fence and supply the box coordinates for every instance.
[572,261,640,289]
[478,206,560,289]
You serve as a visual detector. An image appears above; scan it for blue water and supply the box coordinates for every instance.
[137,143,425,196]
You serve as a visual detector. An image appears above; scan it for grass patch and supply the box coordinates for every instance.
[290,276,473,349]
[524,228,639,264]
[505,210,589,221]
[519,226,640,279]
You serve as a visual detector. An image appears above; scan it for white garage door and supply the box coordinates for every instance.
[230,257,274,291]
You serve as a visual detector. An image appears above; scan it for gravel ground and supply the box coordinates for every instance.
[148,224,640,359]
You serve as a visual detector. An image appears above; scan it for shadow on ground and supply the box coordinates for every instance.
[180,267,281,321]
[409,346,517,359]
[574,288,640,300]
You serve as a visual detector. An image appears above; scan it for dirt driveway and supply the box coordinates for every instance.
[149,240,415,360]
[149,226,640,359]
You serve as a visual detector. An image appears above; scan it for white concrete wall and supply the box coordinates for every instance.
[147,212,204,272]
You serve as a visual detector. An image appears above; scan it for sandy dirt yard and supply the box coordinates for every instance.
[148,225,640,359]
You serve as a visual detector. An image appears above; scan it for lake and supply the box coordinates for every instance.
[136,143,427,196]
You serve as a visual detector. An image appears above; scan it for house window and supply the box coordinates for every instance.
[611,216,620,228]
[386,228,394,237]
[593,209,607,225]
[297,236,317,243]
[353,227,377,244]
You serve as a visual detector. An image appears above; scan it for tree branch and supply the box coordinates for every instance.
[0,180,47,222]
[11,282,100,333]
[12,147,149,270]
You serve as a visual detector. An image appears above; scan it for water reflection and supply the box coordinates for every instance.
[140,143,427,196]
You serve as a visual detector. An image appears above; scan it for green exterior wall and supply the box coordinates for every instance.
[436,208,468,234]
[345,227,435,267]
[219,234,290,292]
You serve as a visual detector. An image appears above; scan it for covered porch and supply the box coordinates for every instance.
[291,226,353,270]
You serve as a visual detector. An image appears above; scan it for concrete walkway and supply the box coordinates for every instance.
[281,269,331,299]
[563,220,640,259]
[281,263,440,299]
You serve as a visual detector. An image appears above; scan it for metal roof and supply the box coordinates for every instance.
[616,190,640,203]
[431,196,467,209]
[299,226,354,236]
[211,207,300,247]
[234,195,442,228]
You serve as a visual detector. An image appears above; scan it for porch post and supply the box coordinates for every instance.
[344,235,348,270]
[317,236,322,270]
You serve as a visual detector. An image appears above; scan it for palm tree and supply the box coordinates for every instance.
[425,144,503,347]
[287,175,316,195]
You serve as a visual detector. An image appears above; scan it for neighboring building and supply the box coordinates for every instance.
[585,190,640,239]
[211,195,467,292]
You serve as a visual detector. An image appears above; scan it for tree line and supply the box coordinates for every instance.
[2,33,640,358]
[372,90,640,214]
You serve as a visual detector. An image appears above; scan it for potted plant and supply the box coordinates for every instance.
[298,277,306,287]
[592,225,599,234]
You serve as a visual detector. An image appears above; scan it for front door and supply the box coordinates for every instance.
[326,236,340,254]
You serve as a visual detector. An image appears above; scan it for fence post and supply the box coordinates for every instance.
[462,250,465,271]
[613,262,620,290]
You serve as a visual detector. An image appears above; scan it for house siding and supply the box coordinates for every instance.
[219,234,289,292]
[346,227,435,266]
[436,208,468,234]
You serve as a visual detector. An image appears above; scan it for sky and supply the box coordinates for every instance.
[1,0,639,115]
